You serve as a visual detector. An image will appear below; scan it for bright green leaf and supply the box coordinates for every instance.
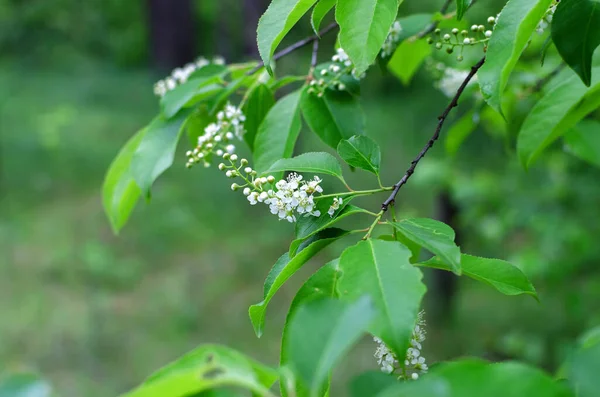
[517,67,600,167]
[161,80,223,119]
[254,89,303,174]
[564,120,600,168]
[478,0,552,114]
[103,128,147,234]
[249,228,349,337]
[390,218,462,275]
[312,0,337,33]
[388,39,431,85]
[265,152,344,180]
[336,0,400,75]
[337,135,381,175]
[456,0,469,20]
[301,89,365,149]
[337,239,426,358]
[120,345,278,397]
[0,373,51,397]
[286,297,375,396]
[257,0,319,73]
[131,111,190,197]
[552,0,600,87]
[242,84,275,151]
[419,254,537,299]
[445,110,477,156]
[378,234,421,263]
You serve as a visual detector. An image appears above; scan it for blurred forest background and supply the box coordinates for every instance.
[1,0,599,396]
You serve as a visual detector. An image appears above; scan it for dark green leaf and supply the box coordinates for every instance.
[552,0,600,86]
[301,89,365,149]
[242,84,275,151]
[350,372,398,397]
[390,218,462,275]
[564,119,600,168]
[254,89,303,174]
[103,128,146,234]
[387,39,431,85]
[456,0,469,20]
[249,228,349,337]
[312,0,337,33]
[337,135,381,175]
[335,0,400,75]
[286,297,375,396]
[337,239,426,358]
[131,111,190,197]
[478,0,553,113]
[0,373,51,397]
[161,80,223,119]
[419,254,537,299]
[445,110,477,156]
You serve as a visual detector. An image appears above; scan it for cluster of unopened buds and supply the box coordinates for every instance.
[374,311,428,380]
[185,103,245,168]
[381,21,403,58]
[153,56,226,97]
[427,17,495,62]
[308,48,363,96]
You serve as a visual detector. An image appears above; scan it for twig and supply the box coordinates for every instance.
[248,22,338,75]
[311,39,319,70]
[381,56,486,212]
[416,0,453,39]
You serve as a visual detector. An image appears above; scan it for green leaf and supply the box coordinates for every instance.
[242,84,275,151]
[375,376,450,397]
[285,297,375,396]
[350,372,399,397]
[456,0,469,20]
[565,332,600,397]
[337,239,426,358]
[390,218,462,275]
[552,0,600,87]
[564,119,600,168]
[445,110,477,156]
[0,373,51,397]
[394,14,434,43]
[161,80,223,119]
[312,0,337,33]
[336,0,400,75]
[337,135,381,175]
[103,128,146,234]
[478,0,553,113]
[254,89,303,174]
[210,75,256,115]
[301,89,365,149]
[120,345,278,397]
[257,0,319,73]
[387,39,431,85]
[517,67,600,167]
[249,228,349,337]
[265,152,344,180]
[378,234,421,263]
[131,111,190,197]
[419,254,537,299]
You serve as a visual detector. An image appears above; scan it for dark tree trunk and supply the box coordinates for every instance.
[147,0,196,71]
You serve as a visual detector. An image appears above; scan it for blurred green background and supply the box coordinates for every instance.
[1,0,599,396]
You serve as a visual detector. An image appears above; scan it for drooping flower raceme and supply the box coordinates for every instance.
[186,103,246,168]
[536,0,560,35]
[381,21,403,58]
[308,48,364,96]
[436,67,478,98]
[153,56,226,97]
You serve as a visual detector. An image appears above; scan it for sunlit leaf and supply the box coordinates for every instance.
[311,0,337,33]
[387,39,431,85]
[242,84,275,151]
[337,135,381,175]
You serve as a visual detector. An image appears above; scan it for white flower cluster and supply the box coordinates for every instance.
[186,103,245,168]
[381,21,403,58]
[373,311,428,380]
[308,48,363,96]
[435,67,478,98]
[536,0,560,34]
[153,56,226,97]
[328,197,343,217]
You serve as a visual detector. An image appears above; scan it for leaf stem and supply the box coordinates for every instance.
[363,211,384,240]
[317,187,392,200]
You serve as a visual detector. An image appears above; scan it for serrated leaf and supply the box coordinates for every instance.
[119,345,278,397]
[456,0,469,20]
[337,135,381,175]
[301,89,365,149]
[285,297,375,397]
[131,111,190,197]
[552,0,600,87]
[388,39,431,85]
[102,128,146,234]
[419,254,537,299]
[337,239,426,358]
[336,0,400,75]
[242,84,275,151]
[249,228,349,337]
[564,120,600,167]
[312,0,337,33]
[390,218,462,275]
[160,80,223,119]
[254,89,303,175]
[257,0,320,73]
[265,152,344,181]
[478,0,553,114]
[445,110,477,156]
[0,373,51,397]
[517,67,600,167]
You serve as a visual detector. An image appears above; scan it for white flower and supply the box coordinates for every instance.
[153,56,226,97]
[328,197,343,217]
[381,20,403,58]
[436,68,478,98]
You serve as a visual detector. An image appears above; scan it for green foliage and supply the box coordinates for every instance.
[445,110,477,156]
[265,152,345,180]
[388,39,431,85]
[0,373,51,397]
[337,136,381,175]
[161,81,223,119]
[311,0,337,33]
[564,120,600,167]
[456,0,469,21]
[563,332,600,397]
[243,84,276,151]
[552,0,600,86]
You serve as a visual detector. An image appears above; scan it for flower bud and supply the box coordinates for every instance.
[241,158,249,166]
[218,163,226,171]
[225,170,233,178]
[443,34,451,41]
[216,149,224,156]
[222,153,230,160]
[461,30,468,36]
[485,30,492,38]
[231,183,239,191]
[244,167,253,173]
[243,187,251,196]
[463,38,471,45]
[451,28,459,35]
[434,28,441,35]
[471,25,478,32]
[456,55,464,62]
[427,37,434,44]
[267,175,275,183]
[435,42,442,50]
[230,154,238,161]
[487,16,496,24]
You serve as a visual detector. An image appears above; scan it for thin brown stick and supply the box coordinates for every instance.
[381,56,486,211]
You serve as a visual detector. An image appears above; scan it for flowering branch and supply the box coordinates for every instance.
[381,56,486,212]
[248,22,338,75]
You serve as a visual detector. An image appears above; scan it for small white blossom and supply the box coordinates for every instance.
[436,68,478,98]
[381,20,403,58]
[536,1,560,35]
[328,197,343,217]
[153,56,226,97]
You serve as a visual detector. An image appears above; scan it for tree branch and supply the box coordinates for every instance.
[311,39,320,70]
[381,56,486,212]
[248,22,338,75]
[416,0,453,39]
